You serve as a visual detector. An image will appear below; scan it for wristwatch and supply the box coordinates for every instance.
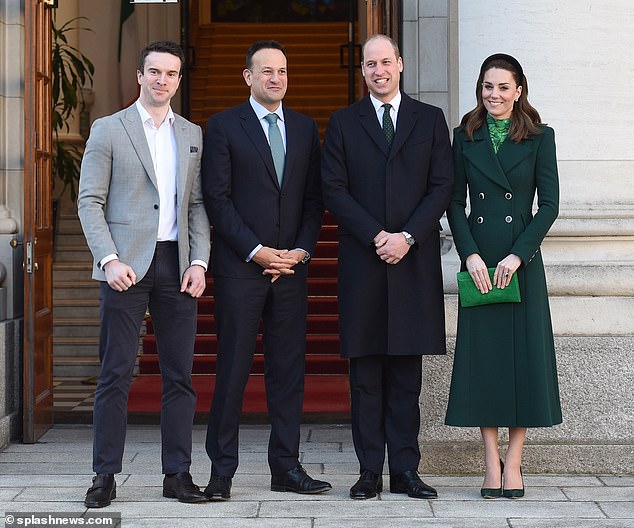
[401,231,415,246]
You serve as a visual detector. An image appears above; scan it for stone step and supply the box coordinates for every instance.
[53,336,100,356]
[53,318,101,338]
[53,280,99,299]
[54,233,89,247]
[53,299,100,319]
[54,246,93,262]
[53,262,93,281]
[53,356,102,378]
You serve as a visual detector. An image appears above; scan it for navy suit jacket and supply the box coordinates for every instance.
[202,101,323,279]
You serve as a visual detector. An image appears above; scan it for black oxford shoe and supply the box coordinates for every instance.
[85,473,116,508]
[271,465,332,494]
[390,470,438,499]
[162,472,208,503]
[204,473,232,501]
[350,470,383,499]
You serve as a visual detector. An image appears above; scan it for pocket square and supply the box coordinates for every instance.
[190,146,198,153]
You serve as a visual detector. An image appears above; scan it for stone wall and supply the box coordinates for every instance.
[0,1,25,448]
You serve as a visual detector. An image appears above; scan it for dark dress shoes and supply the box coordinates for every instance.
[162,472,208,503]
[350,470,383,499]
[204,473,232,501]
[271,465,332,494]
[390,470,438,499]
[85,473,116,508]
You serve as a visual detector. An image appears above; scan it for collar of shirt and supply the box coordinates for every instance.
[135,99,175,129]
[369,91,401,131]
[250,96,287,149]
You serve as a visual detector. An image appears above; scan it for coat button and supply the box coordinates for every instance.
[479,192,485,200]
[153,204,159,210]
[505,192,513,200]
[505,215,513,223]
[477,216,484,224]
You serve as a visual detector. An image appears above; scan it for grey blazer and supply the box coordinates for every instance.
[78,105,210,282]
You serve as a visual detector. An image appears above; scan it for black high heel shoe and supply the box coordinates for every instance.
[480,459,504,499]
[502,465,525,498]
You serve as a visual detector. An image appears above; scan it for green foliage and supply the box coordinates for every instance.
[51,16,94,201]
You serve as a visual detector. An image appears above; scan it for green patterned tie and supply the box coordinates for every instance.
[382,103,394,147]
[265,113,285,186]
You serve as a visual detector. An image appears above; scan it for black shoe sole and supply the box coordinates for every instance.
[390,487,437,499]
[84,490,116,508]
[204,493,230,501]
[270,484,332,494]
[163,490,209,503]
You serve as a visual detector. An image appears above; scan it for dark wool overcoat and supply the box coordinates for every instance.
[445,123,563,427]
[321,93,454,358]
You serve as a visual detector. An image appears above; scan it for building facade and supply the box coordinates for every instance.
[1,0,632,473]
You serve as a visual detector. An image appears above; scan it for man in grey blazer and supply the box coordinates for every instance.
[78,41,210,507]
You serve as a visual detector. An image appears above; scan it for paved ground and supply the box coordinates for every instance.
[1,424,632,527]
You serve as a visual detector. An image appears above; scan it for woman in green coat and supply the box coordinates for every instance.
[445,54,562,499]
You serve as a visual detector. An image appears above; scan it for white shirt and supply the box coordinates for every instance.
[136,100,178,242]
[250,95,287,151]
[369,91,401,133]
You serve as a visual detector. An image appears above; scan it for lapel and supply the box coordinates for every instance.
[496,131,534,176]
[358,96,390,157]
[462,125,513,191]
[172,114,189,206]
[388,93,417,161]
[239,101,280,189]
[283,108,298,189]
[120,105,157,188]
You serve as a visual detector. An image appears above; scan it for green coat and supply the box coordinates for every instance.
[445,123,562,427]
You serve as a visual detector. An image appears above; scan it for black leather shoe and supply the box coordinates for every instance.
[204,473,232,501]
[84,473,116,508]
[350,470,382,499]
[390,470,437,499]
[271,465,332,494]
[163,472,208,503]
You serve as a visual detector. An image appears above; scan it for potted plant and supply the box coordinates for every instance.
[51,16,94,202]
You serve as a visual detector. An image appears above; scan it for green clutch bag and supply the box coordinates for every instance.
[456,268,521,308]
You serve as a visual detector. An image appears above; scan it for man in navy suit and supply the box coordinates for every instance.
[322,34,453,500]
[201,40,328,499]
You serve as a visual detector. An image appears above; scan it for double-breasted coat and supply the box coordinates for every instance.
[321,93,454,358]
[445,123,563,427]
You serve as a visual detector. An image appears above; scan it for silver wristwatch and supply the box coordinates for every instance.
[401,231,415,246]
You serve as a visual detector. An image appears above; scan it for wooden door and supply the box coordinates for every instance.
[365,0,399,40]
[23,0,54,443]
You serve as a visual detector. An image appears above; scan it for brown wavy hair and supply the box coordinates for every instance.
[460,54,543,142]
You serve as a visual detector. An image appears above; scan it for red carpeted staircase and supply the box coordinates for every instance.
[127,212,350,418]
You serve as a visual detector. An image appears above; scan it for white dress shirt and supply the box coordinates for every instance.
[369,91,401,132]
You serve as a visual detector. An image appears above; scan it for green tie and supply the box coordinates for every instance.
[382,103,394,146]
[264,113,285,186]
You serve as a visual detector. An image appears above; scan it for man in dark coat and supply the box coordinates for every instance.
[201,40,328,500]
[321,34,454,500]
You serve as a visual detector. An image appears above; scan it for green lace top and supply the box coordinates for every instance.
[487,114,511,154]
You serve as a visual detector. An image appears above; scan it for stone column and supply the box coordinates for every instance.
[0,0,24,449]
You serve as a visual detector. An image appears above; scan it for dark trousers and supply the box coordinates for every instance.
[206,275,307,477]
[349,355,423,475]
[92,242,197,474]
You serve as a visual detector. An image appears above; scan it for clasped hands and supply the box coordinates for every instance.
[465,253,521,294]
[104,259,207,297]
[252,246,306,282]
[373,230,411,265]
